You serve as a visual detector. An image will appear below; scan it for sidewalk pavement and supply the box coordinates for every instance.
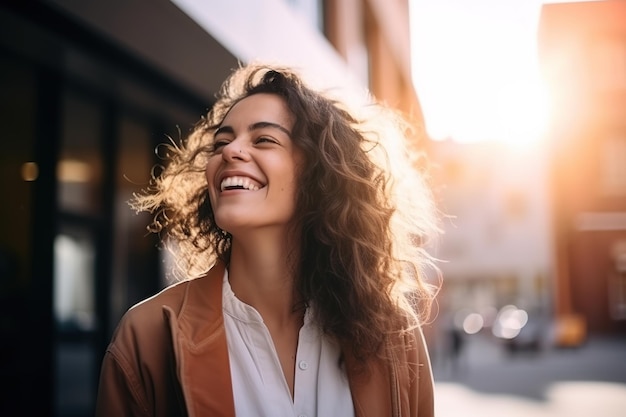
[435,381,626,417]
[431,334,626,417]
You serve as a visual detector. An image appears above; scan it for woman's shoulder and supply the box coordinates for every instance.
[127,279,193,319]
[108,263,225,353]
[109,280,194,346]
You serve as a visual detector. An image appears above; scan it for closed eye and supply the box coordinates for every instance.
[257,136,275,144]
[211,139,230,152]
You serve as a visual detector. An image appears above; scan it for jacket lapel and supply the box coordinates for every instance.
[165,262,235,417]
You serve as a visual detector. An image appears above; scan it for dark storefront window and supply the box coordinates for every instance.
[53,88,105,415]
[57,91,104,215]
[1,4,205,415]
[110,115,163,330]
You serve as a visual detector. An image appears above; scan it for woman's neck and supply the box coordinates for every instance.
[227,233,301,327]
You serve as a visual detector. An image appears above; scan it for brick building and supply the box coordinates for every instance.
[538,0,626,345]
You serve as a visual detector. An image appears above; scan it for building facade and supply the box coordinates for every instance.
[0,0,420,415]
[538,0,626,345]
[425,138,554,357]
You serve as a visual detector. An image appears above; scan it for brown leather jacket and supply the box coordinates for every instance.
[95,262,435,417]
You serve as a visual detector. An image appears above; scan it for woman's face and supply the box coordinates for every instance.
[205,93,302,236]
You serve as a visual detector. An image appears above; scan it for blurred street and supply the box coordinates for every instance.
[432,333,626,417]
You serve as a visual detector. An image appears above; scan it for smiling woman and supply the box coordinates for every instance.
[95,63,441,417]
[205,93,302,236]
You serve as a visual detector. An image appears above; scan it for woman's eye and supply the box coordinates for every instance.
[256,136,276,144]
[211,140,229,152]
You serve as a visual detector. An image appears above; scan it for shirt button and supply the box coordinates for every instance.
[298,360,308,370]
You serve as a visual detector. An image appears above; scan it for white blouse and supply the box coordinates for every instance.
[222,270,355,417]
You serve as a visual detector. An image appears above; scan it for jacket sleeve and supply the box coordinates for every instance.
[95,344,151,417]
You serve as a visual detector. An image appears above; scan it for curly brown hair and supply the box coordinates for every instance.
[131,63,441,362]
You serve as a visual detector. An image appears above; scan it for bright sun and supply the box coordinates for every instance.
[409,0,550,148]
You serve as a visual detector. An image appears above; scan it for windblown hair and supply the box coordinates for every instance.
[131,63,441,362]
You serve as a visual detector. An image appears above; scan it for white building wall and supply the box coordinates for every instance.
[171,0,368,104]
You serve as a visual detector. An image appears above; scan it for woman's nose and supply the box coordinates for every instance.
[222,140,249,162]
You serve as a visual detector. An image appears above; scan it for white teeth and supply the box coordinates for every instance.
[220,176,261,192]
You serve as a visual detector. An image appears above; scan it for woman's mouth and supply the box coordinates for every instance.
[220,175,263,192]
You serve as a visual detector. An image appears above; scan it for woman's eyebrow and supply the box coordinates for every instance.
[249,121,292,137]
[213,125,233,138]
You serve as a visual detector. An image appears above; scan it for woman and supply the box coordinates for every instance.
[95,63,440,417]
